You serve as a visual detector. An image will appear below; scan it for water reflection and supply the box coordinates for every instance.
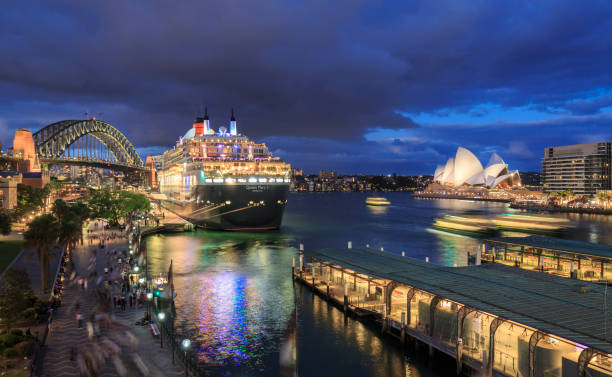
[147,231,439,377]
[367,205,389,215]
[145,193,612,376]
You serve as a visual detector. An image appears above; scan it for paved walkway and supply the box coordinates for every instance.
[38,223,185,377]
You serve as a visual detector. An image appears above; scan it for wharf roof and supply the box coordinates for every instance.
[485,235,612,259]
[306,247,612,354]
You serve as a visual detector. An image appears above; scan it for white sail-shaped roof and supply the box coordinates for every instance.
[431,148,519,189]
[453,147,484,187]
[441,158,455,185]
[466,171,485,185]
[491,170,520,188]
[483,163,508,181]
[434,165,445,182]
[486,152,505,168]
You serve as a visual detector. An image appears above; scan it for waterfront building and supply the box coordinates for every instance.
[483,235,612,281]
[297,247,612,377]
[433,147,521,189]
[0,173,19,209]
[541,142,612,194]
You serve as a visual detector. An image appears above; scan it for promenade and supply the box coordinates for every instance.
[37,221,185,377]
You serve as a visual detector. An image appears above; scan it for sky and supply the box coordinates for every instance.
[2,1,612,175]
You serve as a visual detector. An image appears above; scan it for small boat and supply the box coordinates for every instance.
[366,197,391,206]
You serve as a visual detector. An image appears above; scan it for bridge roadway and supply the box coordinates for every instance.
[0,155,149,172]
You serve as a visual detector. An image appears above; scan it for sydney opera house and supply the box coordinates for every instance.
[432,147,521,189]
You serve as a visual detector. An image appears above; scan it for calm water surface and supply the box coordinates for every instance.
[146,192,612,376]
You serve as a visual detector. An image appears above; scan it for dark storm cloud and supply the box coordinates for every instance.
[1,0,612,172]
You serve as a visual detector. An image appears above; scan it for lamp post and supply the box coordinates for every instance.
[158,312,165,348]
[147,292,153,318]
[181,339,191,377]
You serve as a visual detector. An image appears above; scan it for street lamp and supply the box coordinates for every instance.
[147,292,153,318]
[158,312,165,348]
[181,339,191,377]
[134,266,140,272]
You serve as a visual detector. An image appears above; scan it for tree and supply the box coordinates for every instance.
[13,184,46,221]
[0,268,33,327]
[23,214,59,293]
[51,199,70,224]
[88,188,121,225]
[0,211,11,235]
[88,189,149,225]
[58,220,81,254]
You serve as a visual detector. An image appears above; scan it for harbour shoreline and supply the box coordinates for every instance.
[509,203,612,215]
[411,192,511,203]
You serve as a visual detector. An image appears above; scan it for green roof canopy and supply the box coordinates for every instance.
[306,247,612,354]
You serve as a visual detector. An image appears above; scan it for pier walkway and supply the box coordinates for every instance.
[295,247,612,377]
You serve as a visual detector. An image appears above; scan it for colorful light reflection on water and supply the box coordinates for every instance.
[146,193,612,376]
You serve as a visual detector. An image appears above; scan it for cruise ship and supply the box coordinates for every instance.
[157,109,291,230]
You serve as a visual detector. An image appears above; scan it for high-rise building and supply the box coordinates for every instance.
[541,142,612,194]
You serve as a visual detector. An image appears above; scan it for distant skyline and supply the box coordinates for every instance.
[2,1,612,174]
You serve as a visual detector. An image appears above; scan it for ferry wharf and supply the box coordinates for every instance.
[293,247,612,377]
[481,236,612,283]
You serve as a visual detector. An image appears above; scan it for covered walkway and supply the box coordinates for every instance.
[296,247,612,377]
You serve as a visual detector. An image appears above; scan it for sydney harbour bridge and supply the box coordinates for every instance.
[31,119,147,172]
[0,119,149,175]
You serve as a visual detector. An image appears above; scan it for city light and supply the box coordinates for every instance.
[248,177,257,183]
[147,292,153,300]
[158,312,165,321]
[181,339,191,349]
[134,266,140,272]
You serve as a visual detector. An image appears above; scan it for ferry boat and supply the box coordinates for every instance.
[491,213,569,234]
[156,109,291,231]
[433,214,498,237]
[365,197,391,206]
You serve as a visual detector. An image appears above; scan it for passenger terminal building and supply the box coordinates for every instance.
[542,142,612,194]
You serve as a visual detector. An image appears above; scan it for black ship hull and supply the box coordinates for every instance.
[161,183,289,231]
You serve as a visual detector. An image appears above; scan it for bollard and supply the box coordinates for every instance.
[381,304,387,333]
[343,282,348,312]
[299,254,304,279]
[326,270,330,299]
[348,241,352,249]
[292,257,295,278]
[400,312,406,346]
[477,244,483,265]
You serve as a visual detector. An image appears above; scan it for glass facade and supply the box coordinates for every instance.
[542,142,612,194]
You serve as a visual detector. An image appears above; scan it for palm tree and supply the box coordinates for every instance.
[24,214,59,293]
[58,220,81,255]
[598,192,608,209]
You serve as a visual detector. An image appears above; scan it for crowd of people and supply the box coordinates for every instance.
[46,219,156,377]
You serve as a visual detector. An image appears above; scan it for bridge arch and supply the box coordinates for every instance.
[33,119,144,167]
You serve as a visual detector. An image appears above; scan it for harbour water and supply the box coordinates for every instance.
[146,192,612,376]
